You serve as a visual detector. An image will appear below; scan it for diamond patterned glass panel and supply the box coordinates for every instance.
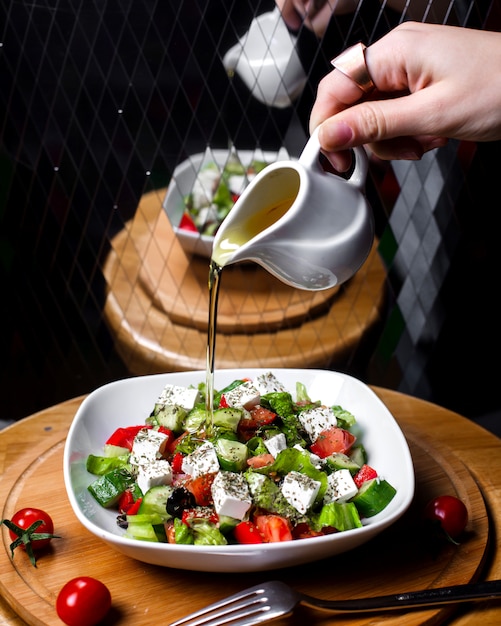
[1,0,499,430]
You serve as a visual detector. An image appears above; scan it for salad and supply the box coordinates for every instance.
[85,372,396,546]
[179,158,269,237]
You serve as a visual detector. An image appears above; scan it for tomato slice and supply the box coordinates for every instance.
[179,211,198,232]
[105,425,151,450]
[157,425,175,443]
[171,452,185,474]
[219,395,230,408]
[292,522,327,540]
[181,508,219,525]
[254,514,292,542]
[237,406,277,440]
[246,406,277,428]
[126,497,143,516]
[246,453,275,468]
[167,431,188,455]
[165,520,176,544]
[310,426,356,458]
[118,490,135,514]
[353,464,378,488]
[233,520,264,544]
[185,472,217,506]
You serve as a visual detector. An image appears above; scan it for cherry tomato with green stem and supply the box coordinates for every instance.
[2,507,60,567]
[56,577,112,626]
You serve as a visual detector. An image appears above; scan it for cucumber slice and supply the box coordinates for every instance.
[125,520,160,542]
[86,454,130,476]
[184,407,209,432]
[148,404,186,432]
[349,444,367,466]
[218,514,239,534]
[351,478,396,517]
[212,408,242,432]
[138,485,174,521]
[126,513,164,525]
[87,468,136,507]
[214,438,248,471]
[104,444,130,458]
[325,452,360,473]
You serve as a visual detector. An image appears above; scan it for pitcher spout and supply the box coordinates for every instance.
[222,43,242,74]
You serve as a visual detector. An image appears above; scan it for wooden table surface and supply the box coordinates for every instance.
[102,187,387,375]
[1,387,501,626]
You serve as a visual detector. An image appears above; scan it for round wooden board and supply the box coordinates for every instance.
[0,425,490,626]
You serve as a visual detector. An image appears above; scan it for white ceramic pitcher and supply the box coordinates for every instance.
[222,8,307,109]
[212,128,374,291]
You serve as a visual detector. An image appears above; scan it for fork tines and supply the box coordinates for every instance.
[168,583,282,626]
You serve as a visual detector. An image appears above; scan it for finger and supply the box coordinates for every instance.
[317,86,454,152]
[309,69,370,133]
[366,135,448,161]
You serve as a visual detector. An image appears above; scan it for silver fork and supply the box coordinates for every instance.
[168,579,501,626]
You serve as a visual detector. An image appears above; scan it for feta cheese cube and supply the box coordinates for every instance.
[130,429,169,466]
[211,471,252,520]
[264,433,287,458]
[255,372,287,394]
[136,459,173,494]
[281,471,321,514]
[324,469,358,503]
[156,384,201,411]
[195,204,219,229]
[181,441,220,478]
[228,173,247,196]
[192,168,220,208]
[222,381,260,410]
[297,406,337,442]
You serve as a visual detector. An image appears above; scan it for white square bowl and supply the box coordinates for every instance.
[63,368,415,572]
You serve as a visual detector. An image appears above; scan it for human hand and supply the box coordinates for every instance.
[275,0,358,38]
[309,22,501,171]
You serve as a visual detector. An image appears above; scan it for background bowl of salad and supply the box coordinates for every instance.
[63,368,415,573]
[163,147,291,257]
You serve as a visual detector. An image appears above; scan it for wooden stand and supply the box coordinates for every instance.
[103,187,387,374]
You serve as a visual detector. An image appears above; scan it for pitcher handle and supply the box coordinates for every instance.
[299,126,368,191]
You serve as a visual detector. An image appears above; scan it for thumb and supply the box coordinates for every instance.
[317,90,441,151]
[316,91,449,162]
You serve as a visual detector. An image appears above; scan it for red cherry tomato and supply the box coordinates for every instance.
[423,495,468,540]
[8,507,55,551]
[2,507,61,567]
[56,577,111,626]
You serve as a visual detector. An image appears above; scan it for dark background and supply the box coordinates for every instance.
[1,0,499,435]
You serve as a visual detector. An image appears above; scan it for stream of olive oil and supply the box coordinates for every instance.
[206,259,222,419]
[205,196,294,421]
